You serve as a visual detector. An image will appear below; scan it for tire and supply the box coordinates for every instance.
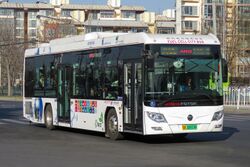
[45,105,55,130]
[106,109,123,140]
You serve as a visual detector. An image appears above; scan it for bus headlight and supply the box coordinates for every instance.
[147,111,167,123]
[212,110,224,121]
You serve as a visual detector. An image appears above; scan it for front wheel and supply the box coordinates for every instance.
[106,109,123,140]
[45,105,55,130]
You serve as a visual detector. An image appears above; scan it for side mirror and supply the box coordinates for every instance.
[222,58,228,82]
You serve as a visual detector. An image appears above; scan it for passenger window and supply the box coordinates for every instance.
[101,48,119,100]
[25,57,35,97]
[34,57,45,97]
[44,55,56,97]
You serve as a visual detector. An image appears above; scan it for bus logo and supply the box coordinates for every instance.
[187,115,193,121]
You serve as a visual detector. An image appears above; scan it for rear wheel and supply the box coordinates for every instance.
[106,109,123,140]
[45,105,55,130]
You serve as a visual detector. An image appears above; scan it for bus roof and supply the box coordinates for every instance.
[25,32,220,57]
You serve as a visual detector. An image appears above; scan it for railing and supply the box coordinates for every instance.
[224,87,250,109]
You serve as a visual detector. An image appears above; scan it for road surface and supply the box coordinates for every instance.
[0,101,249,167]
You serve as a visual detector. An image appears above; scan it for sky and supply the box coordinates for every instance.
[10,0,175,13]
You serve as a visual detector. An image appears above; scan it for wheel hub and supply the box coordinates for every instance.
[109,115,118,134]
[46,112,52,125]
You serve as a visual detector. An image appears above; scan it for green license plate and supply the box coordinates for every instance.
[182,124,197,130]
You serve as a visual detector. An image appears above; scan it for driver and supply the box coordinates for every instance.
[180,75,192,92]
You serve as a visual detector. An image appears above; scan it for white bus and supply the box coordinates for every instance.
[23,32,227,140]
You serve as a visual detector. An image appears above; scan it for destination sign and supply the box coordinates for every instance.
[160,46,211,56]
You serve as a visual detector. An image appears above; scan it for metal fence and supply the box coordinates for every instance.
[224,87,250,109]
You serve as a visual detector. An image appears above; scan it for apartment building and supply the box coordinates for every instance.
[82,4,147,33]
[176,0,202,34]
[140,12,156,33]
[0,0,147,46]
[0,2,54,44]
[163,9,176,18]
[155,15,176,34]
[140,11,176,34]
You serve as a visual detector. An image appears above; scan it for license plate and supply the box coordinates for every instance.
[182,124,197,130]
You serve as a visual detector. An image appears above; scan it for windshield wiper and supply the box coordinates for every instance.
[163,96,190,102]
[190,93,215,102]
[162,92,216,103]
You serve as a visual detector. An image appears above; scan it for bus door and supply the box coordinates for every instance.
[123,60,143,132]
[57,65,72,123]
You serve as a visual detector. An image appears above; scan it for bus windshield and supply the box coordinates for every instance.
[145,44,223,107]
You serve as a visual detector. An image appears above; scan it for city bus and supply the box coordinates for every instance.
[23,32,227,140]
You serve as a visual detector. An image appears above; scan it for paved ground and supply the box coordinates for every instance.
[0,101,250,167]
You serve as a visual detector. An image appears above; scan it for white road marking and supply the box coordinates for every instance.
[0,119,29,125]
[19,118,29,121]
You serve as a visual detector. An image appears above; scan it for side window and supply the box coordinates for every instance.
[62,52,81,98]
[65,48,120,100]
[85,50,102,99]
[44,55,56,97]
[120,44,143,60]
[34,56,45,97]
[101,66,119,100]
[70,50,103,99]
[25,57,35,97]
[101,47,119,100]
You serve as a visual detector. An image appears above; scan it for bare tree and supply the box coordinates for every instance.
[38,19,77,43]
[0,19,24,96]
[225,2,239,78]
[238,6,250,84]
[225,2,250,85]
